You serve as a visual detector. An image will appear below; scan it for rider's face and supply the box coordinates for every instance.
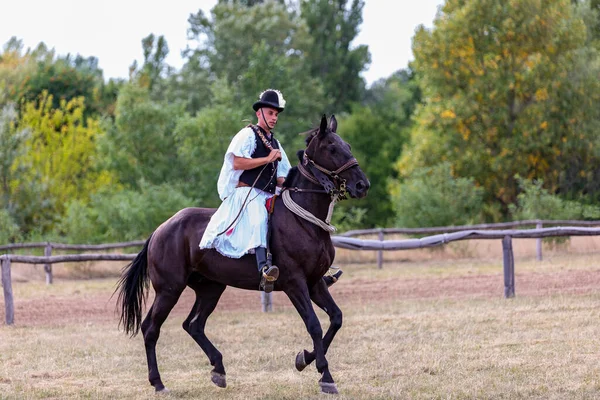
[257,108,279,129]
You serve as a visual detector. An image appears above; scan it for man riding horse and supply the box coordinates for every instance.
[199,89,292,292]
[117,109,370,394]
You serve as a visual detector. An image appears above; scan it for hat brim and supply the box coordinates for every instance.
[253,101,284,112]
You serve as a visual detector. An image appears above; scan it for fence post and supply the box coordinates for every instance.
[261,292,273,312]
[44,243,53,285]
[1,257,15,325]
[377,229,384,269]
[536,222,543,261]
[502,236,515,298]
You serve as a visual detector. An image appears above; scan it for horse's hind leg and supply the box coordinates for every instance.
[286,282,338,394]
[141,287,184,392]
[295,279,342,373]
[183,278,227,388]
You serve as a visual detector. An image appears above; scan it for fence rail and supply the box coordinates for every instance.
[0,240,145,252]
[4,221,600,325]
[339,219,600,237]
[332,226,600,250]
[340,219,600,267]
[0,240,144,285]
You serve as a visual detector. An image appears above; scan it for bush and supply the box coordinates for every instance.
[331,206,368,233]
[509,176,600,220]
[55,181,194,243]
[391,163,485,228]
[0,209,22,244]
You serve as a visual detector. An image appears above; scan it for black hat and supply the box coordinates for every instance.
[252,89,286,112]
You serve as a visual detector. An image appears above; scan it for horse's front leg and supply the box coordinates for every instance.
[295,279,342,374]
[285,282,338,394]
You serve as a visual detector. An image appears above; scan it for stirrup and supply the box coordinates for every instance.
[260,265,279,293]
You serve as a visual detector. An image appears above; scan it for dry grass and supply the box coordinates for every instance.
[1,292,600,399]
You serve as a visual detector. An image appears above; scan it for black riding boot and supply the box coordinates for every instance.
[255,247,279,293]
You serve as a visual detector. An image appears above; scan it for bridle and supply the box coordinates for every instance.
[281,132,360,232]
[298,151,358,200]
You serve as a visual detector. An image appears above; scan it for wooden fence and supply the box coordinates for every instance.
[340,219,600,268]
[3,220,600,325]
[0,241,144,284]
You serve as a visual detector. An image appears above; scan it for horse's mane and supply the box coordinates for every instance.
[282,149,304,187]
[282,126,321,187]
[283,167,299,187]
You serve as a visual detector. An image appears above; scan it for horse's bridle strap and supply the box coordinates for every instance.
[311,157,359,177]
[298,162,321,185]
[284,186,328,194]
[303,151,358,178]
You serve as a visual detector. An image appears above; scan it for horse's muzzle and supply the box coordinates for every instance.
[350,179,370,198]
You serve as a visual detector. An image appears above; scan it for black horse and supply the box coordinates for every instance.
[116,115,369,395]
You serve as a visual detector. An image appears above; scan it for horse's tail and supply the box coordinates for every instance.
[115,233,153,337]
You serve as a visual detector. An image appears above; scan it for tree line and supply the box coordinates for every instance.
[1,0,599,245]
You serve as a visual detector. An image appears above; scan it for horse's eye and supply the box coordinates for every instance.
[329,144,336,154]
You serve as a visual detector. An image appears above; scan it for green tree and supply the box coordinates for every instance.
[300,0,370,112]
[0,103,28,240]
[509,176,600,220]
[1,37,115,118]
[235,42,326,149]
[337,69,421,227]
[392,163,485,228]
[20,56,106,118]
[12,93,114,234]
[0,209,21,244]
[402,0,600,217]
[158,56,213,115]
[0,38,51,107]
[185,1,326,147]
[99,84,184,189]
[173,82,244,206]
[57,182,193,243]
[132,34,170,91]
[0,104,29,212]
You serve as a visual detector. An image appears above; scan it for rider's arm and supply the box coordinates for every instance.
[276,142,292,184]
[233,149,281,170]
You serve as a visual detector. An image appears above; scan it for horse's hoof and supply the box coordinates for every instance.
[295,350,308,371]
[155,387,170,394]
[319,381,339,395]
[211,371,227,388]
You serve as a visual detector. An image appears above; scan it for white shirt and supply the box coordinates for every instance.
[217,126,292,200]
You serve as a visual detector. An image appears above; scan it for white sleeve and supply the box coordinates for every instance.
[217,127,256,200]
[276,141,292,179]
[228,127,256,159]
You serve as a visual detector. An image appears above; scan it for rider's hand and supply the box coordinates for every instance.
[267,149,282,163]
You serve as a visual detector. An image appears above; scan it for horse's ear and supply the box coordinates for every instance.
[329,115,337,132]
[318,114,328,137]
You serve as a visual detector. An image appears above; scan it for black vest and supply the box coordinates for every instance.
[239,125,279,194]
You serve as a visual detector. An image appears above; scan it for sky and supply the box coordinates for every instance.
[1,0,444,86]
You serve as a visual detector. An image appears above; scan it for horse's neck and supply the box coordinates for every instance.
[287,169,331,222]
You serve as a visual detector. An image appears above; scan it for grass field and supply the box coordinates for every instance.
[2,240,600,399]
